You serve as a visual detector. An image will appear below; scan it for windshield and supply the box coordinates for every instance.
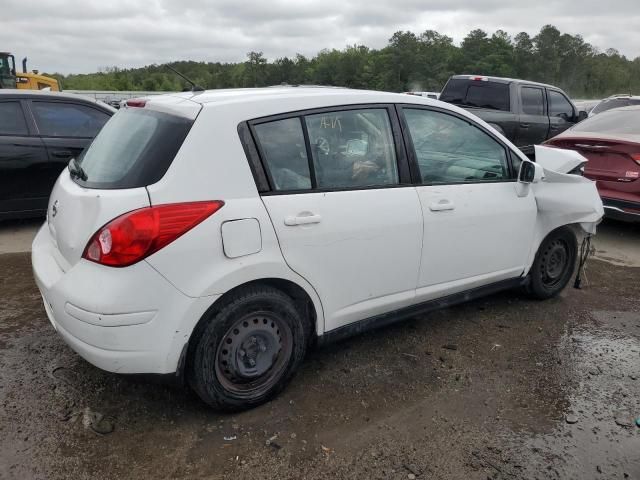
[440,78,510,111]
[73,108,194,189]
[571,108,640,135]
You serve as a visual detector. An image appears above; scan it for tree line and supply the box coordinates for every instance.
[54,25,640,99]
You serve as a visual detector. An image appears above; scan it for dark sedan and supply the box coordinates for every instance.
[0,90,115,220]
[546,105,640,222]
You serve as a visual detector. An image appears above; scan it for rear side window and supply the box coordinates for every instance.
[521,87,544,115]
[0,101,28,135]
[571,108,640,134]
[440,79,510,112]
[254,118,312,191]
[404,108,509,184]
[74,108,193,189]
[31,101,110,137]
[548,91,574,119]
[305,109,398,188]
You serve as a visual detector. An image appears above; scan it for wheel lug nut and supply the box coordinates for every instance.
[249,358,256,367]
[239,349,246,357]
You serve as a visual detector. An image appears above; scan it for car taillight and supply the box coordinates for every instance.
[126,98,147,107]
[631,153,640,165]
[83,201,224,267]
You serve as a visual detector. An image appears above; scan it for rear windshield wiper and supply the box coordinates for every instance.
[68,157,88,181]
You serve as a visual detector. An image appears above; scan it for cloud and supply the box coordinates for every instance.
[1,0,638,74]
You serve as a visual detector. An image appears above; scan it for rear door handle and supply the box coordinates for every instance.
[429,199,455,211]
[520,123,530,128]
[284,214,322,226]
[51,150,73,158]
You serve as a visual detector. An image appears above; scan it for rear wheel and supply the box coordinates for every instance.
[188,285,308,411]
[527,227,577,299]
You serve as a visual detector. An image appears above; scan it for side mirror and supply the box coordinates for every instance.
[576,110,588,122]
[518,160,544,184]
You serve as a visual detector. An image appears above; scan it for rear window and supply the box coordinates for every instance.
[591,97,640,115]
[571,108,640,135]
[73,108,194,189]
[440,78,510,112]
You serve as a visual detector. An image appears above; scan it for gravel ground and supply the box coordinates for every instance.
[0,219,638,480]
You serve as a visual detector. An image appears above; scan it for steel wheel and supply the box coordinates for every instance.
[539,238,570,288]
[214,311,293,397]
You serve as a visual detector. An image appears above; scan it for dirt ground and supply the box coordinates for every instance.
[0,219,638,480]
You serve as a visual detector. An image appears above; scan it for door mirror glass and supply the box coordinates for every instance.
[518,160,536,183]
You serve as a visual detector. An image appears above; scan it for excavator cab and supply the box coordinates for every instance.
[0,52,17,89]
[0,53,60,91]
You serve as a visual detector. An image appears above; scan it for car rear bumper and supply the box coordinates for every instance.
[602,197,640,223]
[32,224,219,374]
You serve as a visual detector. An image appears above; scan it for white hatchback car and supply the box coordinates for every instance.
[32,87,603,410]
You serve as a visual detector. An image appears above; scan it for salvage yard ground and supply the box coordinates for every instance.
[1,218,639,479]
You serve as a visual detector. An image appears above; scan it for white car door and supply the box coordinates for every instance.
[399,106,537,301]
[252,107,423,332]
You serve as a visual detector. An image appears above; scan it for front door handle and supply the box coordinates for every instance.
[520,123,530,128]
[284,214,322,226]
[51,150,73,158]
[429,199,455,211]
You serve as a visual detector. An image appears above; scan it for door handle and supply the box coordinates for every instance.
[520,123,530,128]
[51,150,73,158]
[429,199,455,211]
[284,214,322,226]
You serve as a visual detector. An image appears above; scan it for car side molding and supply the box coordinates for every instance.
[318,276,528,345]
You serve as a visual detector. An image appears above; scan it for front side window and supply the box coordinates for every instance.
[404,108,510,184]
[0,101,28,136]
[305,109,399,188]
[254,118,312,191]
[31,101,110,137]
[548,91,574,119]
[521,87,544,115]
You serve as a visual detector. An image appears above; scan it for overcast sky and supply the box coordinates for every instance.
[2,0,639,74]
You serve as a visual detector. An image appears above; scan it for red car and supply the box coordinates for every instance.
[545,105,640,222]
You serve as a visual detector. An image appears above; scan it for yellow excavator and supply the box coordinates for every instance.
[0,52,60,91]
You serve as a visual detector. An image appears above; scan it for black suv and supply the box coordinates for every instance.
[0,90,114,220]
[439,75,587,154]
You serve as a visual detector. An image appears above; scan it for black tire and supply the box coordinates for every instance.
[527,227,577,300]
[188,285,308,411]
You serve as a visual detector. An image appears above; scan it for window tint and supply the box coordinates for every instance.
[254,118,312,191]
[548,91,574,119]
[31,101,110,137]
[521,87,544,115]
[404,109,509,184]
[591,97,640,115]
[571,108,640,134]
[440,79,510,112]
[75,108,193,189]
[305,109,399,188]
[0,102,28,135]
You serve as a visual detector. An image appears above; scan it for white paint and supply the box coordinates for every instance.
[221,218,262,258]
[30,87,604,377]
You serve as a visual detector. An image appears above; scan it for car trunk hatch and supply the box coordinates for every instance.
[46,172,150,269]
[549,137,640,184]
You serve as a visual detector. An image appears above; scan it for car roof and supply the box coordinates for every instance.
[449,75,556,89]
[0,89,116,112]
[147,86,440,108]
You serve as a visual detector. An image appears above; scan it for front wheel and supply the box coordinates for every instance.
[527,227,577,299]
[188,285,309,411]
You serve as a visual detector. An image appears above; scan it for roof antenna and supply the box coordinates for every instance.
[165,64,205,92]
